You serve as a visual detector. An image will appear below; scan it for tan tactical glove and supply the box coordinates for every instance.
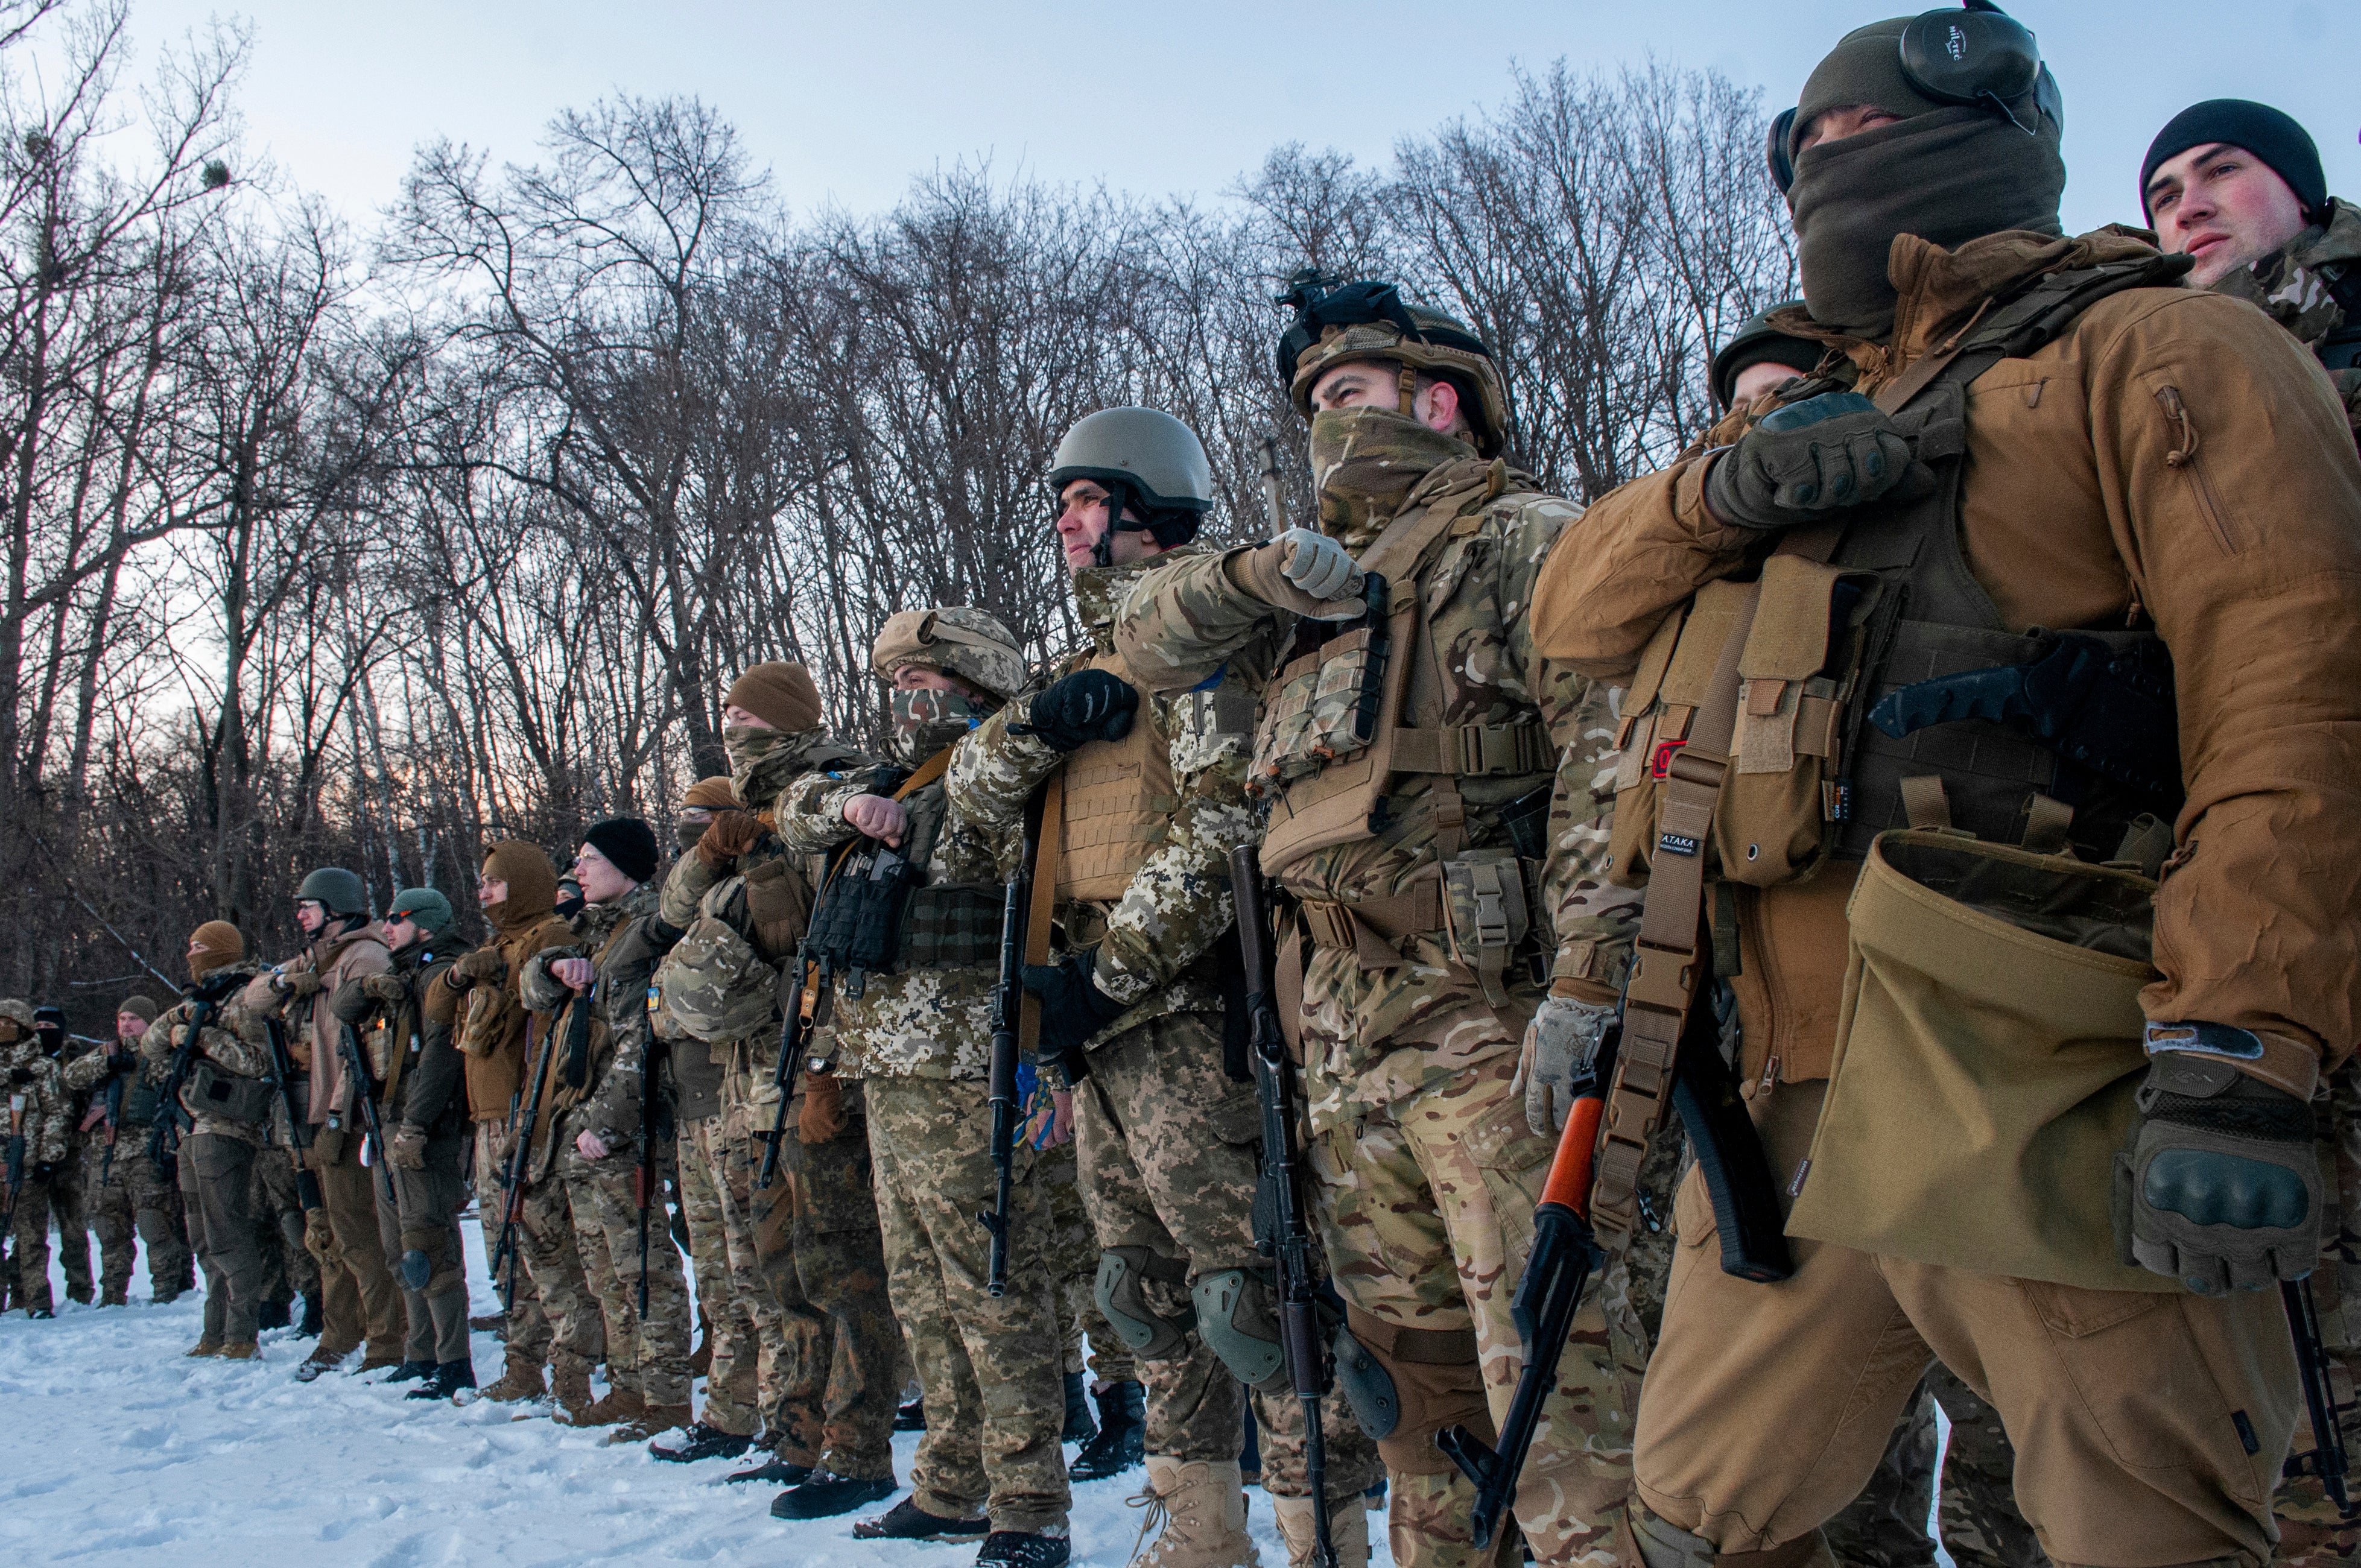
[697,810,765,869]
[276,970,325,1001]
[449,949,508,989]
[798,1072,848,1145]
[387,1124,428,1171]
[1228,530,1369,621]
[361,974,408,1003]
[1512,991,1620,1137]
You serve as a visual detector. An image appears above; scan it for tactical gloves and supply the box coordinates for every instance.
[1013,670,1138,753]
[2116,1045,2321,1294]
[361,973,408,1003]
[798,1072,848,1145]
[1704,391,1921,531]
[1513,992,1620,1137]
[450,949,509,988]
[30,1160,56,1182]
[387,1124,428,1171]
[1020,947,1132,1069]
[1232,528,1368,620]
[697,809,765,869]
[328,982,376,1025]
[5,1066,30,1086]
[274,970,325,1001]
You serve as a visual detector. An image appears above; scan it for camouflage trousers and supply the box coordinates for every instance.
[49,1139,92,1302]
[1076,1009,1381,1503]
[680,1107,795,1439]
[79,1131,194,1302]
[304,1128,404,1361]
[478,1119,553,1367]
[252,1143,318,1306]
[177,1133,264,1342]
[750,1077,899,1480]
[1040,1136,1136,1386]
[870,1075,1071,1532]
[513,1166,607,1381]
[5,1172,68,1314]
[564,1140,694,1409]
[375,1136,471,1366]
[1308,1048,1645,1568]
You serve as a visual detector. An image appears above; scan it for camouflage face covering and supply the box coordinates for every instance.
[889,686,979,764]
[724,722,797,810]
[1309,406,1477,549]
[2213,198,2361,351]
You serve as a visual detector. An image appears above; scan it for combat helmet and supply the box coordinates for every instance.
[872,607,1029,703]
[1710,303,1826,409]
[296,867,370,918]
[1047,408,1214,566]
[1274,271,1509,457]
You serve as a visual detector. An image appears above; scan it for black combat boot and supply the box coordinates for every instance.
[651,1423,754,1463]
[1060,1372,1097,1444]
[408,1358,477,1400]
[974,1529,1071,1568]
[294,1292,323,1339]
[895,1396,927,1432]
[383,1359,435,1384]
[853,1497,990,1542]
[726,1452,813,1487]
[769,1470,897,1520]
[255,1294,292,1330]
[1068,1379,1144,1481]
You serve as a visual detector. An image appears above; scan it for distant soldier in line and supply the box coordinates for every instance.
[33,1007,98,1307]
[0,999,70,1318]
[63,995,195,1306]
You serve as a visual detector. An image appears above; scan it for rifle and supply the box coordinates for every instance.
[97,1062,125,1187]
[976,820,1033,1297]
[1229,845,1337,1568]
[636,1017,661,1319]
[147,971,240,1179]
[338,1022,396,1206]
[2285,1277,2354,1516]
[1437,1029,1617,1548]
[262,1017,325,1210]
[756,947,814,1192]
[489,993,575,1309]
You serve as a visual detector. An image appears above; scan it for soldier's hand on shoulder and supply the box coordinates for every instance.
[1704,391,1926,531]
[1012,669,1139,753]
[277,970,324,1000]
[698,809,765,868]
[5,1065,30,1086]
[328,982,376,1025]
[574,1128,610,1160]
[361,974,407,1003]
[451,949,507,987]
[841,794,908,846]
[550,956,597,993]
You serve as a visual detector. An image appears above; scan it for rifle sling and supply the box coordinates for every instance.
[1022,772,1063,1055]
[1590,578,1760,1253]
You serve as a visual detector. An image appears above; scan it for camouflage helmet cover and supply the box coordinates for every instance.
[1279,278,1509,458]
[0,998,32,1031]
[872,606,1029,703]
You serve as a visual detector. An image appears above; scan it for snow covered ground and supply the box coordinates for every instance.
[0,1218,1395,1568]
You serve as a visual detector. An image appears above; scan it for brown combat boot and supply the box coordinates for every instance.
[1270,1494,1371,1568]
[606,1401,693,1444]
[564,1382,642,1428]
[219,1341,259,1361]
[185,1339,223,1359]
[479,1350,548,1404]
[1127,1458,1263,1568]
[550,1362,605,1424]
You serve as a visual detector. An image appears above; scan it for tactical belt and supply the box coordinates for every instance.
[1389,719,1552,779]
[1298,884,1444,965]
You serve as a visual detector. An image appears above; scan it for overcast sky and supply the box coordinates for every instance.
[82,0,2361,239]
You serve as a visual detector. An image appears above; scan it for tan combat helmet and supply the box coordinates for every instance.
[1275,271,1510,457]
[1047,407,1215,566]
[872,607,1030,703]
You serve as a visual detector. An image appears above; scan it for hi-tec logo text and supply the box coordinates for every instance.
[1946,23,1966,61]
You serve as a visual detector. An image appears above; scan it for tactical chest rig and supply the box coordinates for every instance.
[1249,475,1558,998]
[1053,650,1178,906]
[1590,255,2193,1256]
[802,751,1004,998]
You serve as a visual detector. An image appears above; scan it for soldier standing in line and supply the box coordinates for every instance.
[63,996,196,1306]
[519,816,697,1445]
[33,1007,97,1307]
[1038,1108,1147,1478]
[1110,306,1644,1568]
[764,611,1073,1563]
[951,408,1386,1568]
[330,886,477,1399]
[0,999,71,1318]
[450,840,601,1414]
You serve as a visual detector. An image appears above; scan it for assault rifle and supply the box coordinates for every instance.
[977,821,1033,1297]
[1,1121,22,1239]
[2285,1277,2354,1516]
[262,1016,324,1210]
[1229,845,1338,1568]
[636,1020,663,1318]
[147,970,243,1179]
[756,947,814,1192]
[338,1021,395,1206]
[1438,1029,1617,1547]
[490,991,580,1307]
[94,1054,127,1187]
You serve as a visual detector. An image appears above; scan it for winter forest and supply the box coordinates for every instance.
[0,0,1796,1015]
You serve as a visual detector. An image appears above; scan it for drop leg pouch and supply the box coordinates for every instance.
[1784,829,2183,1294]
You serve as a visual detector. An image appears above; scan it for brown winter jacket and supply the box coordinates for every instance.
[243,927,391,1125]
[1533,227,2361,1098]
[456,911,574,1124]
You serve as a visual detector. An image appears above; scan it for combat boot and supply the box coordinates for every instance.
[977,1529,1073,1568]
[382,1359,435,1384]
[409,1358,476,1400]
[255,1294,291,1329]
[724,1452,813,1486]
[896,1395,927,1431]
[563,1382,641,1429]
[478,1350,547,1405]
[1126,1458,1261,1568]
[651,1422,754,1464]
[219,1341,259,1362]
[1062,1372,1097,1444]
[184,1338,224,1358]
[770,1470,898,1520]
[100,1285,127,1307]
[1071,1379,1145,1481]
[853,1497,990,1542]
[550,1361,600,1423]
[293,1346,348,1382]
[293,1292,322,1339]
[1271,1494,1372,1568]
[607,1401,692,1445]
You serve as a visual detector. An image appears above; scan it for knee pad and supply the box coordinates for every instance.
[1191,1268,1285,1389]
[1331,1320,1399,1440]
[1094,1245,1195,1362]
[400,1248,433,1291]
[1345,1305,1486,1476]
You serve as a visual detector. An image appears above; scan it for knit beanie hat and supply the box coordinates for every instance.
[480,841,559,933]
[2141,100,2327,223]
[387,887,458,937]
[118,995,159,1023]
[724,662,823,733]
[682,776,740,812]
[583,817,660,885]
[189,920,245,977]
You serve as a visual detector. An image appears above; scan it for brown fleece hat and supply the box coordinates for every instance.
[188,920,245,977]
[724,662,822,733]
[481,840,559,931]
[682,776,740,812]
[118,995,159,1023]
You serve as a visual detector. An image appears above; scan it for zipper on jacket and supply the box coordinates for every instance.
[2153,386,2240,553]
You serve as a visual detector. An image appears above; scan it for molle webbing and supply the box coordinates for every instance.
[1053,652,1172,905]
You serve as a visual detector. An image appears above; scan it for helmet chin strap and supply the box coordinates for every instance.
[1397,362,1419,417]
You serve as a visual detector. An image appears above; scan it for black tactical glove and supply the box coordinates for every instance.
[1012,670,1138,753]
[1705,391,1922,531]
[1020,947,1132,1068]
[2115,1039,2321,1294]
[328,981,377,1025]
[5,1066,31,1086]
[30,1160,56,1182]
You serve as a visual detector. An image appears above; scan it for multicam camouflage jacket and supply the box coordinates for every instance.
[2212,197,2361,441]
[519,880,671,1152]
[1115,440,1637,1123]
[945,548,1257,1032]
[771,753,1003,1081]
[0,1036,71,1167]
[138,967,277,1146]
